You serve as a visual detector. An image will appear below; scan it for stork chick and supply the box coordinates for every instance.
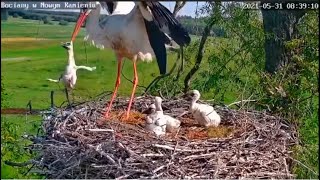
[145,104,166,136]
[153,96,181,132]
[47,42,96,106]
[185,90,221,127]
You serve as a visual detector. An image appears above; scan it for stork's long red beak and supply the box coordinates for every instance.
[71,9,90,42]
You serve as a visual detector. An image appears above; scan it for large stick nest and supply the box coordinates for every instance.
[27,94,298,179]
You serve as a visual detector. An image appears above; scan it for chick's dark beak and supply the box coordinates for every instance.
[142,107,153,115]
[182,93,191,100]
[61,43,69,50]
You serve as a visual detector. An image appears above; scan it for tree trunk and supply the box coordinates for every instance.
[261,7,306,73]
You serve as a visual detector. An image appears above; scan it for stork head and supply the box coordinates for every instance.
[185,90,201,101]
[71,1,116,42]
[71,1,103,42]
[142,104,156,115]
[61,41,73,50]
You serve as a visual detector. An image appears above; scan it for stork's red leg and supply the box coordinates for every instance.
[125,58,138,119]
[104,56,123,118]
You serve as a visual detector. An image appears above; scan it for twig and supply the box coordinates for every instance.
[152,162,174,174]
[87,128,114,132]
[5,160,34,167]
[152,144,205,152]
[227,100,257,108]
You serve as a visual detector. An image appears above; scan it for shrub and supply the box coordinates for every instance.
[22,14,31,19]
[43,19,50,24]
[12,13,19,18]
[59,20,68,26]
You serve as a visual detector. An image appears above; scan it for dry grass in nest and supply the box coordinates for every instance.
[100,110,145,126]
[19,94,298,179]
[207,126,235,138]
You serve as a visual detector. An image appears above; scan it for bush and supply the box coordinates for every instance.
[1,76,9,108]
[12,13,19,18]
[43,18,50,24]
[59,20,68,26]
[42,16,51,24]
[52,16,61,21]
[41,15,47,21]
[65,17,77,22]
[22,14,30,19]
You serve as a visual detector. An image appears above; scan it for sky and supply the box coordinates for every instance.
[30,1,207,18]
[99,2,205,17]
[159,2,206,17]
[101,1,205,17]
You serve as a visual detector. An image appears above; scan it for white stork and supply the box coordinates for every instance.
[185,90,221,127]
[70,1,191,119]
[47,42,96,106]
[144,96,181,132]
[145,103,166,136]
[152,96,181,132]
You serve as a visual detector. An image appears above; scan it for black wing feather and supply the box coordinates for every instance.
[144,19,167,75]
[142,2,191,47]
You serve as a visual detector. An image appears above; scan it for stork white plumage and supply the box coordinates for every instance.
[145,103,166,136]
[186,90,221,127]
[145,97,181,133]
[153,96,181,132]
[70,1,191,119]
[47,42,96,106]
[146,103,167,132]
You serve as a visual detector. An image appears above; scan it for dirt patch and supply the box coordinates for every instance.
[1,108,29,114]
[1,57,31,61]
[1,37,48,42]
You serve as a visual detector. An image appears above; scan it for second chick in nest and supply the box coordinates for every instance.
[145,104,166,136]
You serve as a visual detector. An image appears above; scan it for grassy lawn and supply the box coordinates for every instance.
[1,17,178,109]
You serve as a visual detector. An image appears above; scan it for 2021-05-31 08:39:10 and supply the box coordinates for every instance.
[242,2,319,10]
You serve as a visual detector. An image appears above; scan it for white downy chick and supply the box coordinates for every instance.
[186,90,221,127]
[145,104,166,136]
[154,96,181,132]
[47,41,96,89]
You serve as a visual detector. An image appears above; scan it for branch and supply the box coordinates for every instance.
[184,2,221,93]
[173,1,187,17]
[227,99,257,108]
[143,52,179,95]
[5,160,34,167]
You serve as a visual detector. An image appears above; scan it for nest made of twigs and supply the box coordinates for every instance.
[26,94,298,179]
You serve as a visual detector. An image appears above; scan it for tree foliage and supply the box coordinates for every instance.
[146,3,318,178]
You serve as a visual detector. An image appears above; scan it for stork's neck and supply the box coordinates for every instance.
[86,4,102,34]
[190,98,198,110]
[67,49,75,65]
[155,102,163,112]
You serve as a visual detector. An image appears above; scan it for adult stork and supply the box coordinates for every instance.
[71,1,191,119]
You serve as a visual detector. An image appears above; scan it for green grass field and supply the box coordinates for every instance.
[1,17,180,109]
